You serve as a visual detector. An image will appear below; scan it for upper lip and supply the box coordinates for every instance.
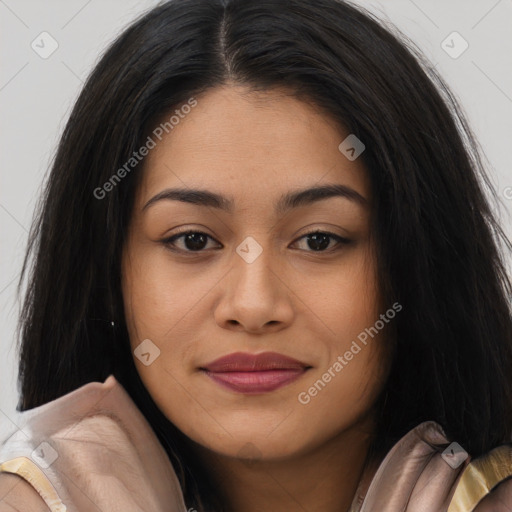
[201,351,310,372]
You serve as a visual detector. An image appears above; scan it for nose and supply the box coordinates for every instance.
[213,241,295,334]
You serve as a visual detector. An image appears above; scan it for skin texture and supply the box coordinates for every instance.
[122,84,392,512]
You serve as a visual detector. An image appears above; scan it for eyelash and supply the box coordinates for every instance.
[160,229,351,255]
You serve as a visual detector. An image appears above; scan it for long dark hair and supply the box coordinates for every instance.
[15,0,512,510]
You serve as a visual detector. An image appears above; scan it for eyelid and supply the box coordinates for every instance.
[291,227,351,244]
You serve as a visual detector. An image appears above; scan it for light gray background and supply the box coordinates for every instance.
[1,0,511,439]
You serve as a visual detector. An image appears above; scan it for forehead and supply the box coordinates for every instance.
[136,85,370,210]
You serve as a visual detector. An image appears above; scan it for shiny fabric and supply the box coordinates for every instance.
[350,422,512,512]
[0,375,511,511]
[0,375,186,512]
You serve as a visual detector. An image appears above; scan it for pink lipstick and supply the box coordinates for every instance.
[200,351,310,394]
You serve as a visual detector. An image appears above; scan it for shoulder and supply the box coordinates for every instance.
[0,376,187,511]
[0,472,51,511]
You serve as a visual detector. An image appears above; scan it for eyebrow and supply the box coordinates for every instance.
[142,183,368,215]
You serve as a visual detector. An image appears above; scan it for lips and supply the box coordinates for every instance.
[200,352,311,394]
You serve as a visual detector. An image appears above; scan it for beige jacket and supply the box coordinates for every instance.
[0,375,511,511]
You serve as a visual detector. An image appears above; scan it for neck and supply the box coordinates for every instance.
[191,415,380,512]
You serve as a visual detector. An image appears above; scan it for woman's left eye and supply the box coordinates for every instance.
[161,230,350,254]
[291,230,351,252]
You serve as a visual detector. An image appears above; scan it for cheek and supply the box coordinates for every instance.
[294,260,387,445]
[121,247,216,389]
[291,343,385,455]
[122,247,203,341]
[292,250,386,431]
[316,248,382,349]
[121,250,202,428]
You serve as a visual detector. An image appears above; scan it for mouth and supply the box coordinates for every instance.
[199,351,312,394]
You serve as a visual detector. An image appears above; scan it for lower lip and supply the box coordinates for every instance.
[202,369,308,394]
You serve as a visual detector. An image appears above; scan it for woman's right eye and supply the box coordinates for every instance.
[161,231,222,253]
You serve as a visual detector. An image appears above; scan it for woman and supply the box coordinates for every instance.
[1,0,512,510]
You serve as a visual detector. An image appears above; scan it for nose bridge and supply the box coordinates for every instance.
[213,234,294,332]
[232,234,277,299]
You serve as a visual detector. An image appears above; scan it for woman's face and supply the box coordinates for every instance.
[122,84,390,462]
